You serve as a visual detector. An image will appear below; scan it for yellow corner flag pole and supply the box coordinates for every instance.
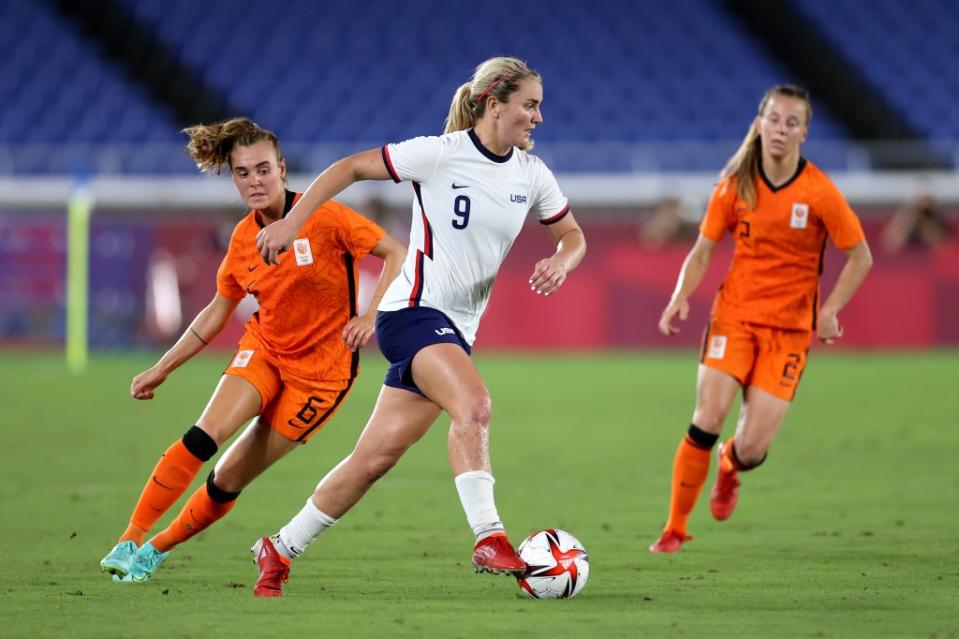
[66,178,93,373]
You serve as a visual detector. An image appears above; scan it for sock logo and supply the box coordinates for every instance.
[151,475,176,491]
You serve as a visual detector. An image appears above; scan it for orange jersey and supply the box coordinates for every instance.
[700,158,865,330]
[217,191,385,381]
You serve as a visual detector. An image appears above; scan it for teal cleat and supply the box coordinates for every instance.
[126,542,171,582]
[100,541,139,578]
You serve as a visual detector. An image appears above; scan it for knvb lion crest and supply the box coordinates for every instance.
[293,238,314,266]
[790,203,809,229]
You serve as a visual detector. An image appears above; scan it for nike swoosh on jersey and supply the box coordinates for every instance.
[451,182,470,189]
[248,264,258,272]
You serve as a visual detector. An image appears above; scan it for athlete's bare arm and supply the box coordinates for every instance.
[257,149,391,265]
[529,212,586,296]
[659,234,717,336]
[818,239,873,344]
[131,293,241,399]
[342,234,407,352]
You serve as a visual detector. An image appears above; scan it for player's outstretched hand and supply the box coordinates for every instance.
[817,312,843,344]
[130,367,168,400]
[256,218,295,265]
[658,299,689,336]
[342,314,375,352]
[529,257,568,297]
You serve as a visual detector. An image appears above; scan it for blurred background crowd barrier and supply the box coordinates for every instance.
[1,0,957,352]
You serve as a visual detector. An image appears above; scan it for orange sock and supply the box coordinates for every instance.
[719,438,738,474]
[149,478,238,552]
[663,435,713,535]
[119,440,206,545]
[720,437,756,473]
[719,437,765,473]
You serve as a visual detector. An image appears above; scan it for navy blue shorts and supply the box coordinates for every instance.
[376,307,472,396]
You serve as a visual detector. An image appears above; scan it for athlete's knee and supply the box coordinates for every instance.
[206,471,242,502]
[730,440,768,470]
[691,406,727,433]
[346,445,404,484]
[361,453,401,484]
[209,459,249,493]
[452,392,492,430]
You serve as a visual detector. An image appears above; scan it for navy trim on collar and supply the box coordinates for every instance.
[467,128,513,163]
[254,190,297,228]
[759,157,807,192]
[283,189,296,215]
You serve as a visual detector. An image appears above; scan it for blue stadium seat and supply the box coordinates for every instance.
[124,0,850,150]
[0,0,880,173]
[0,0,181,164]
[792,0,959,140]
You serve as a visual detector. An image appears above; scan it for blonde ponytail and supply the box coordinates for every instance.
[444,82,476,134]
[720,120,762,209]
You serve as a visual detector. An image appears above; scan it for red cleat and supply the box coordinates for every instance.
[710,446,741,521]
[471,533,527,576]
[251,537,290,598]
[648,529,692,553]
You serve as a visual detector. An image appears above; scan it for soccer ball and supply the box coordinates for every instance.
[516,529,589,599]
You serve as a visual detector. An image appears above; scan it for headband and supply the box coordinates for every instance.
[475,66,527,104]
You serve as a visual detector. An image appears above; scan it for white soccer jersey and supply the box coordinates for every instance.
[379,129,569,345]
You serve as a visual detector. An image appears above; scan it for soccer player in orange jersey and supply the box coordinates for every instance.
[649,85,873,553]
[98,118,405,581]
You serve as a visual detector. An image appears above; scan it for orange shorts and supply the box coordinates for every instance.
[700,316,812,401]
[224,332,353,443]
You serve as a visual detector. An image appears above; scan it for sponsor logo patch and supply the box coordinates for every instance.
[708,335,727,360]
[232,349,254,368]
[434,327,455,336]
[790,203,809,229]
[293,238,314,266]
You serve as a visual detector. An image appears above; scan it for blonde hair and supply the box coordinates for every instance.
[720,84,812,209]
[183,117,283,174]
[444,56,542,150]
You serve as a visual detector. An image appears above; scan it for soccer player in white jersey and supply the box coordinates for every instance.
[250,56,586,597]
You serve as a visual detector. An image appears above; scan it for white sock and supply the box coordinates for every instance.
[274,498,338,560]
[454,470,505,541]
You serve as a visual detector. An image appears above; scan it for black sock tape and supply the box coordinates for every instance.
[181,426,218,462]
[206,471,241,503]
[687,423,719,450]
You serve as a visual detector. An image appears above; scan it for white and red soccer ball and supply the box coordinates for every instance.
[516,529,589,599]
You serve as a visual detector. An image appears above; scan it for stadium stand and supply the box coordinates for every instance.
[0,1,187,172]
[122,0,850,147]
[2,0,859,173]
[792,0,959,143]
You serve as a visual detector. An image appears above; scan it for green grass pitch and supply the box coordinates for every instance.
[0,350,956,638]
